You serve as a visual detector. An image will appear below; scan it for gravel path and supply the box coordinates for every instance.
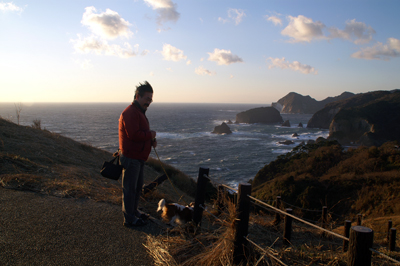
[0,187,163,266]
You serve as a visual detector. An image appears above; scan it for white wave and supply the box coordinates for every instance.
[157,132,209,140]
[271,149,292,154]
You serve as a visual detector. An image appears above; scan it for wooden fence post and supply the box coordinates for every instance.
[273,196,281,225]
[283,208,293,246]
[348,226,373,266]
[322,206,327,227]
[193,167,210,226]
[387,220,393,242]
[357,214,362,226]
[343,220,352,252]
[216,185,225,215]
[389,228,396,251]
[233,183,252,265]
[321,206,328,238]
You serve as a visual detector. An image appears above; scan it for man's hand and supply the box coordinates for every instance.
[152,138,157,148]
[151,130,156,139]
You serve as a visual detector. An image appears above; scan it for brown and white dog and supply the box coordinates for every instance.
[157,199,194,226]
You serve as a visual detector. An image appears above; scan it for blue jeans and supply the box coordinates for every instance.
[120,154,144,224]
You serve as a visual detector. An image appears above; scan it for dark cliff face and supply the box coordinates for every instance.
[307,91,392,129]
[328,91,400,146]
[277,92,319,114]
[235,107,283,124]
[277,92,355,114]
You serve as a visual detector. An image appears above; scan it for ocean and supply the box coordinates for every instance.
[0,103,328,188]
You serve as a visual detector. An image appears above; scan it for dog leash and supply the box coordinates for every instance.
[152,147,187,206]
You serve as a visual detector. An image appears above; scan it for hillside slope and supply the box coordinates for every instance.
[251,139,400,219]
[0,117,196,205]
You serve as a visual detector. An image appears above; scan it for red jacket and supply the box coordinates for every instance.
[119,102,153,161]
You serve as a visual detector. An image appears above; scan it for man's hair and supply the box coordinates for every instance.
[134,81,153,100]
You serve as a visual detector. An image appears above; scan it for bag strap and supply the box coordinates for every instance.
[110,156,119,164]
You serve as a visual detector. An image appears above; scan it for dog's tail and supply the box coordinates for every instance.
[157,199,166,212]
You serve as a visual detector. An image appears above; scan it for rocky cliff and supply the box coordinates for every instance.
[307,90,392,129]
[235,107,283,124]
[328,90,400,146]
[277,91,355,114]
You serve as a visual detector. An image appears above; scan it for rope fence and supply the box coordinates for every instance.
[370,248,400,264]
[247,195,349,241]
[244,236,288,266]
[187,167,400,265]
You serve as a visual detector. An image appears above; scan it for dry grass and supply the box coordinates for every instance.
[145,198,238,266]
[145,195,400,266]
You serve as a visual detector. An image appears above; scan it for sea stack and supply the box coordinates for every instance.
[212,122,232,134]
[235,107,283,124]
[281,120,291,127]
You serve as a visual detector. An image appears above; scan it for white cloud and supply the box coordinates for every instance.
[230,74,234,79]
[166,67,173,72]
[265,15,282,26]
[281,15,326,43]
[195,66,215,76]
[160,43,187,61]
[329,19,375,44]
[281,15,375,44]
[219,8,246,25]
[267,57,318,75]
[144,0,180,26]
[149,71,154,76]
[141,50,149,56]
[0,2,24,13]
[218,17,229,24]
[71,35,137,58]
[186,60,192,65]
[208,48,243,65]
[351,38,400,60]
[81,6,132,40]
[229,8,246,25]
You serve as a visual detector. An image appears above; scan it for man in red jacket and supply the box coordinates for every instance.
[119,81,157,227]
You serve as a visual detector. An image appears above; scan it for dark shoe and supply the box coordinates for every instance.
[139,213,150,221]
[123,218,147,228]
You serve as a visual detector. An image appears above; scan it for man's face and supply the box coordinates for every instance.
[137,92,153,110]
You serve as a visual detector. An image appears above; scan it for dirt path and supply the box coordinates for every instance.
[0,187,162,266]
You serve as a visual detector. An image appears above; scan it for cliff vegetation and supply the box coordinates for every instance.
[252,139,400,219]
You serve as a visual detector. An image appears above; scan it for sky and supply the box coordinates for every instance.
[1,0,399,104]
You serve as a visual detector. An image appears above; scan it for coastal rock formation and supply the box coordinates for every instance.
[327,90,400,146]
[298,122,303,128]
[281,120,291,127]
[235,107,283,124]
[227,120,233,125]
[278,140,294,145]
[212,122,232,134]
[307,90,391,129]
[276,91,355,114]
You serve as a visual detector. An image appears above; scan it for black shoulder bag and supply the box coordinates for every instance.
[100,155,123,180]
